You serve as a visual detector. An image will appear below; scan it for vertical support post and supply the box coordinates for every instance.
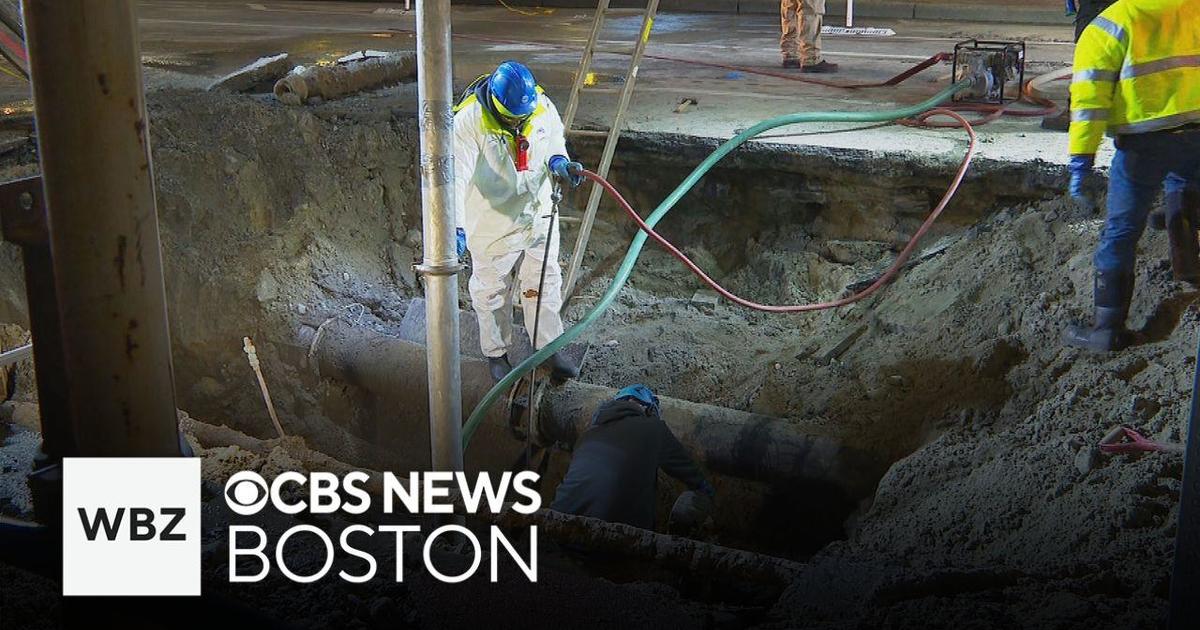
[563,0,658,299]
[414,0,464,473]
[847,0,854,28]
[0,175,75,524]
[1169,333,1200,628]
[21,0,180,456]
[562,0,611,132]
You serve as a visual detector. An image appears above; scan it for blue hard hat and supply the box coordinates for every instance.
[615,384,661,416]
[488,61,539,118]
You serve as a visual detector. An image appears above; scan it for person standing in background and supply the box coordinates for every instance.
[780,0,838,73]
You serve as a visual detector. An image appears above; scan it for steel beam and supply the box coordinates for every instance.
[0,175,75,524]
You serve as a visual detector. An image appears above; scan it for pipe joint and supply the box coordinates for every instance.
[414,261,465,276]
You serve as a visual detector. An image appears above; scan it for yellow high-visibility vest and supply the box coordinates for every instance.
[1070,0,1200,157]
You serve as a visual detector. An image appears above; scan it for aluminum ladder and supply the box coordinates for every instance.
[560,0,659,299]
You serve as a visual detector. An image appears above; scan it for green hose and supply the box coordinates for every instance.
[462,78,973,449]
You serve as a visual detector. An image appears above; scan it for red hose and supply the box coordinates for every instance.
[391,28,1057,125]
[578,108,977,313]
[638,50,953,90]
[391,27,952,90]
[902,80,1057,128]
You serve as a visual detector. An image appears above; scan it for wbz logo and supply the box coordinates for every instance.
[77,505,187,542]
[63,458,201,596]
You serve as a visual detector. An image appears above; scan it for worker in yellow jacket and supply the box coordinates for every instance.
[1064,0,1200,353]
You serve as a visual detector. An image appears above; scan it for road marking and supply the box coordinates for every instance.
[140,18,382,34]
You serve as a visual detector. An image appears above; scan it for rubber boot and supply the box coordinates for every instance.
[547,351,579,381]
[800,60,838,74]
[1166,189,1200,284]
[1063,269,1133,352]
[488,354,513,383]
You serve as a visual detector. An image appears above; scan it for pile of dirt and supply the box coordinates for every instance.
[759,199,1189,627]
[556,173,1186,625]
[541,137,1188,626]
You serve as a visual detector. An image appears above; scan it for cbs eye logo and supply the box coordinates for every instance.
[225,471,269,516]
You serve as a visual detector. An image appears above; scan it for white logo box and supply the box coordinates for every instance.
[62,457,201,596]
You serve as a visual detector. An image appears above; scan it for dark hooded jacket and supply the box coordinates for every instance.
[550,399,710,530]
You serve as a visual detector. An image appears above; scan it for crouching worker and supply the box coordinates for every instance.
[551,385,716,531]
[453,60,585,383]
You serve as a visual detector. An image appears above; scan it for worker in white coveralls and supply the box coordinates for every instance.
[453,60,583,383]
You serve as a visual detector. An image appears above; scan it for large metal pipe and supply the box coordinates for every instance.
[305,324,885,501]
[539,380,883,498]
[22,0,180,456]
[413,0,464,474]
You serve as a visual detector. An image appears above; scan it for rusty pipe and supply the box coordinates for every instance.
[303,323,884,500]
[22,0,181,456]
[273,53,417,105]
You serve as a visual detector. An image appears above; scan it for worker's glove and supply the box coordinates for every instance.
[456,228,467,258]
[1069,155,1099,213]
[668,490,715,537]
[549,155,584,188]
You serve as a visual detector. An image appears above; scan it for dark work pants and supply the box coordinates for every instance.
[1094,130,1200,274]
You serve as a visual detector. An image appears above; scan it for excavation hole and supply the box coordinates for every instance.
[0,90,1068,565]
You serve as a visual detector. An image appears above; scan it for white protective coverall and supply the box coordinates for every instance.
[453,87,569,359]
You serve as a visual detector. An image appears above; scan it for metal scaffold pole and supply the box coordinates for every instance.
[414,0,464,473]
[21,0,181,456]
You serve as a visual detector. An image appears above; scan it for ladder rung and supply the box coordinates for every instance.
[568,129,610,137]
[592,45,636,56]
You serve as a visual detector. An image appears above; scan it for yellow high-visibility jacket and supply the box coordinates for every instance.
[1070,0,1200,157]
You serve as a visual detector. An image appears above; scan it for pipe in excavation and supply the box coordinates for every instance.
[303,323,885,502]
[272,53,416,105]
